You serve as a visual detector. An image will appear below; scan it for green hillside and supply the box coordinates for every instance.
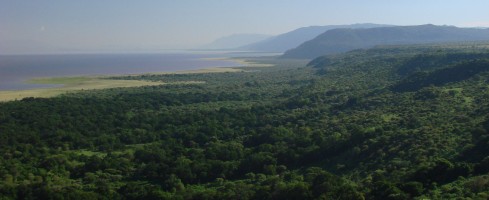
[2,43,489,199]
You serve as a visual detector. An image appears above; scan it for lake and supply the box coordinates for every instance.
[0,52,247,91]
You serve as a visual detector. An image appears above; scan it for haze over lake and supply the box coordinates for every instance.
[0,52,250,91]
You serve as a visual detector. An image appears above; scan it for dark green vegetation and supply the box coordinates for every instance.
[2,43,489,199]
[283,25,489,59]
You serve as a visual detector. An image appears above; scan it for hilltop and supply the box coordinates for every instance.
[239,23,391,52]
[283,24,489,59]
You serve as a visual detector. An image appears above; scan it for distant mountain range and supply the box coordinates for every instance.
[238,23,391,52]
[201,34,272,50]
[282,24,489,59]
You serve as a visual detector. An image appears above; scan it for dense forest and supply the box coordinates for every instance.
[2,42,489,199]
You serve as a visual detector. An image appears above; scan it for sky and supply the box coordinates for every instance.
[1,0,489,54]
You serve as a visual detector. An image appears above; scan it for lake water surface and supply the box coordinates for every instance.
[0,52,244,90]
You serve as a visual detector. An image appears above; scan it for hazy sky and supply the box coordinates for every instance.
[1,0,489,54]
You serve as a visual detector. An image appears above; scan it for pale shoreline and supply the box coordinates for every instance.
[204,57,274,67]
[0,57,267,102]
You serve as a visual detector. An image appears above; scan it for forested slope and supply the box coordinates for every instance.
[2,43,489,199]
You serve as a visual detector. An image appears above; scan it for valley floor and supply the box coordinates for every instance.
[1,43,489,199]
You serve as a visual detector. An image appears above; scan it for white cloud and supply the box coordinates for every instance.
[462,21,489,28]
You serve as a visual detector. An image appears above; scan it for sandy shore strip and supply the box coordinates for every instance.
[137,66,243,75]
[203,57,275,67]
[0,57,270,102]
[0,65,241,102]
[0,77,165,102]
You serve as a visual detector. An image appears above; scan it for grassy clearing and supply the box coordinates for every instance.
[382,114,399,122]
[67,143,156,158]
[68,149,108,157]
